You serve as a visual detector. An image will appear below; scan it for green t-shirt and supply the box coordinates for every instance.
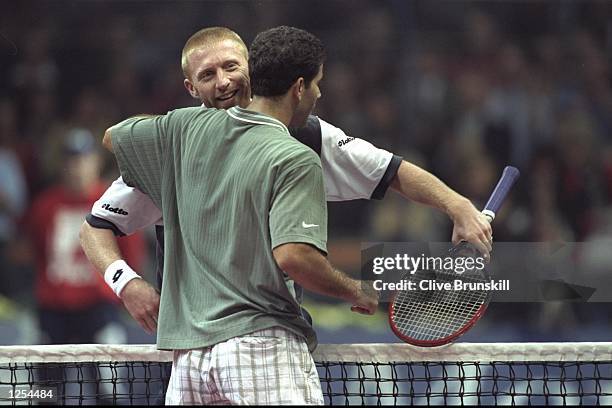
[111,106,327,351]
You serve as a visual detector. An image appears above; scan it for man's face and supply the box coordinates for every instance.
[184,39,251,109]
[290,65,323,128]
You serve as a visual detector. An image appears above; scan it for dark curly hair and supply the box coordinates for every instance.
[249,26,326,97]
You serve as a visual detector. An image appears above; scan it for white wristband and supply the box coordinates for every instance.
[104,260,142,297]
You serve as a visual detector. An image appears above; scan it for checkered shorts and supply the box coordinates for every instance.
[165,327,324,405]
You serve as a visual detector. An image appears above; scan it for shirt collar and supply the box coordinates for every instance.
[227,106,289,134]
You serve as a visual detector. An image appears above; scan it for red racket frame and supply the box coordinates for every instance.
[388,295,490,347]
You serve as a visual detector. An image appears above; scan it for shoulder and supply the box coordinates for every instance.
[289,116,322,155]
[113,106,222,130]
[288,115,361,154]
[253,127,321,170]
[167,106,226,127]
[136,106,228,144]
[169,105,215,118]
[276,136,322,172]
[317,117,355,147]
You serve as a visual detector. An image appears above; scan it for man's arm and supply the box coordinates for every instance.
[102,128,113,152]
[80,176,164,334]
[102,115,162,153]
[95,113,174,333]
[390,160,493,257]
[79,222,123,274]
[79,222,160,334]
[269,148,377,313]
[273,243,377,314]
[311,118,492,255]
[89,176,163,235]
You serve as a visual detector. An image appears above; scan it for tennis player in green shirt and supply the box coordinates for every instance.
[104,26,376,405]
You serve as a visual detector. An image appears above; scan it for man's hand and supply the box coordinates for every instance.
[448,198,493,260]
[120,279,160,334]
[274,243,380,315]
[349,280,379,315]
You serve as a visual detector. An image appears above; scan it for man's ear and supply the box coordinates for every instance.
[184,78,199,99]
[293,77,305,101]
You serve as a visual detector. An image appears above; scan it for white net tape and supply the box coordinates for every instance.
[1,342,611,364]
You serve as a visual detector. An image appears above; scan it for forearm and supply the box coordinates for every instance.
[79,221,124,275]
[80,220,158,332]
[390,160,493,256]
[273,243,360,303]
[390,160,471,220]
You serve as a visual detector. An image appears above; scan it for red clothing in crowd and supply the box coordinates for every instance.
[27,182,145,310]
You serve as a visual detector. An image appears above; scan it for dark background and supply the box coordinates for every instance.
[1,0,611,344]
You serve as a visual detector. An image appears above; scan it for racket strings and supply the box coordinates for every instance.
[391,267,490,342]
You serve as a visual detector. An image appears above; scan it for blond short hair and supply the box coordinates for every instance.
[181,27,248,78]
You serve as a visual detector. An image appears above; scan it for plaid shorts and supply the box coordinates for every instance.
[165,327,324,405]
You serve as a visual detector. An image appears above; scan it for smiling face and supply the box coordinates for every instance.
[183,39,251,109]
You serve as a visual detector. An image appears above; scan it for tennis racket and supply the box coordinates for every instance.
[389,165,520,346]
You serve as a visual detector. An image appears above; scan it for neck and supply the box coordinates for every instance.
[246,96,293,127]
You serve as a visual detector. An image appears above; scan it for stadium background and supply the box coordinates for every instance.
[0,0,611,346]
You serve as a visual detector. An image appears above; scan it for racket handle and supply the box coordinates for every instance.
[482,166,520,222]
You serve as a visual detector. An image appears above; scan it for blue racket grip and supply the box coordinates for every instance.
[482,166,520,222]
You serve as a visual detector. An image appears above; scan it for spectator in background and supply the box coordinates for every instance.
[399,48,452,162]
[555,108,604,240]
[26,128,145,344]
[2,0,611,344]
[9,27,58,95]
[0,99,29,300]
[483,42,532,168]
[19,92,58,194]
[39,88,118,189]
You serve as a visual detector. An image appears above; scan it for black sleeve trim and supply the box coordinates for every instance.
[289,115,322,156]
[85,214,126,237]
[370,154,403,200]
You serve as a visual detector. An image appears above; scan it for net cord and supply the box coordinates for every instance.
[1,343,611,364]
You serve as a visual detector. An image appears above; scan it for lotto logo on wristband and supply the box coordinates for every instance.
[113,269,123,283]
[104,260,141,297]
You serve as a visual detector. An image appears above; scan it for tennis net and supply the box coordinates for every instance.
[1,343,611,405]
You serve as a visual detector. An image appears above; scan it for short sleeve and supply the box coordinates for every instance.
[111,115,169,207]
[270,162,327,254]
[89,176,162,235]
[318,118,402,201]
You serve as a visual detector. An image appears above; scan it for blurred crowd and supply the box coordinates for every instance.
[1,1,611,344]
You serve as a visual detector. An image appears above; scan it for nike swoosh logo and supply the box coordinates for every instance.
[302,222,319,228]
